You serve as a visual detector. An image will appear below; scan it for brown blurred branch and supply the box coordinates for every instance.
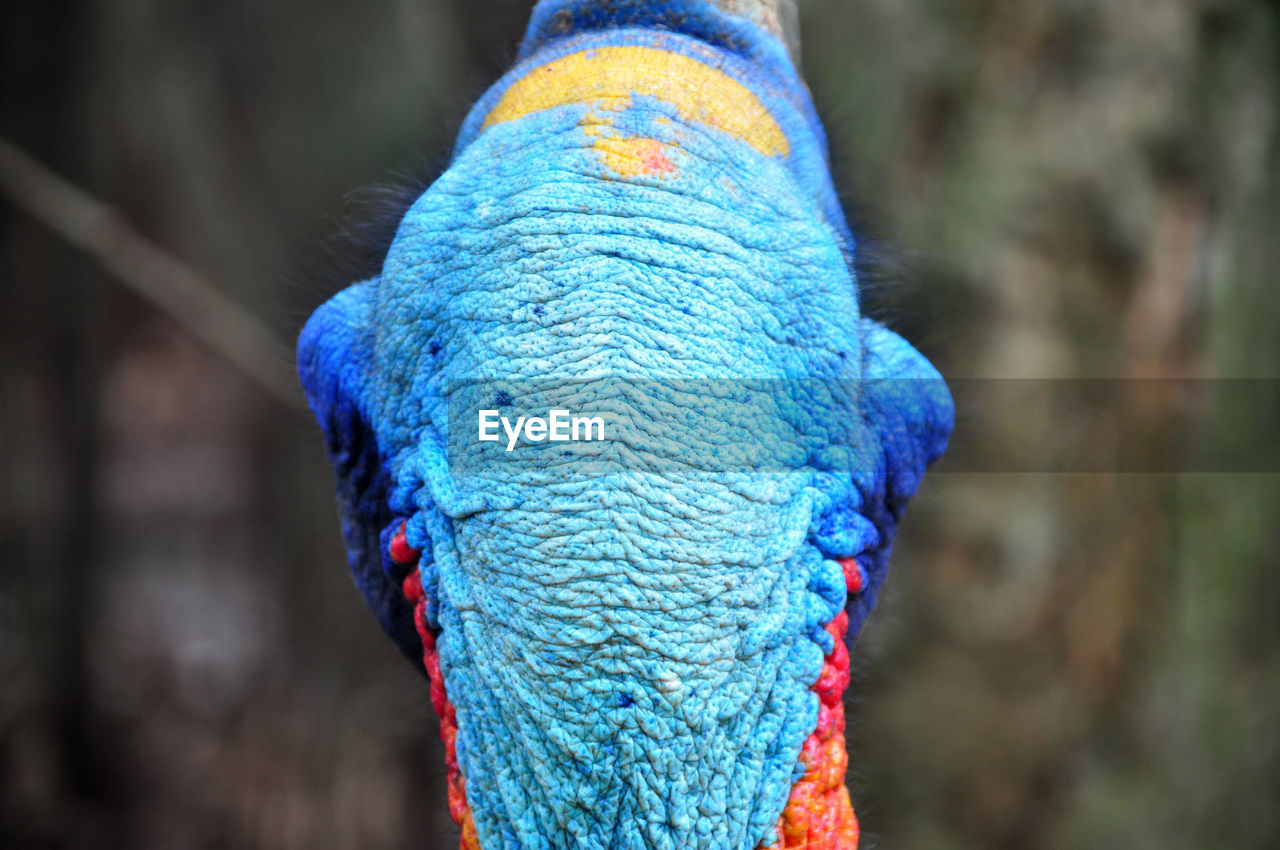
[0,136,303,410]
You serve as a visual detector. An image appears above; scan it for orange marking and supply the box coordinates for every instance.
[592,134,678,177]
[580,110,679,178]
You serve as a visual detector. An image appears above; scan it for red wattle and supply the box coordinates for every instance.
[763,558,868,849]
[393,524,479,850]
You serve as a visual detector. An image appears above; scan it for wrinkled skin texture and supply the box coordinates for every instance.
[298,3,952,849]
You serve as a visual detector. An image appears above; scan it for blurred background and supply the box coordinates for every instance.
[2,0,1277,848]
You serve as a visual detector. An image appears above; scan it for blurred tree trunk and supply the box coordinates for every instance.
[2,1,111,847]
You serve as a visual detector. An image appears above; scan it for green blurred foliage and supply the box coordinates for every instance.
[798,1,1280,848]
[1,1,1276,848]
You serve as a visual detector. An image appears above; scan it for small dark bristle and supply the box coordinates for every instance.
[324,173,432,283]
[283,159,443,343]
[814,85,960,366]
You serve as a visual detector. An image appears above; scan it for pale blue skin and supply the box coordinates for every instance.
[298,3,953,849]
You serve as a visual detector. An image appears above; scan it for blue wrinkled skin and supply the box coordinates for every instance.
[297,2,952,849]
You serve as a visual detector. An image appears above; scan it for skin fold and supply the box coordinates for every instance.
[297,2,953,848]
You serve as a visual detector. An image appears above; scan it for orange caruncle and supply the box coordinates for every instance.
[764,602,860,850]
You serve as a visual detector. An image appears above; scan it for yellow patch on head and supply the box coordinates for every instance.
[483,46,789,157]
